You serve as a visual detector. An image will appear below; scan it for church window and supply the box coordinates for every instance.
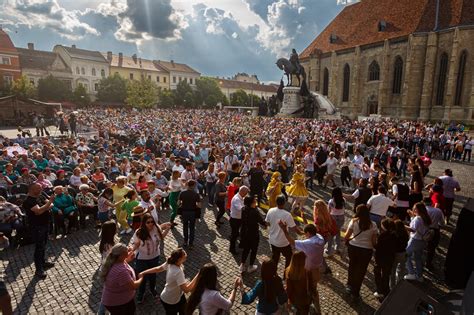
[101,69,106,77]
[454,50,467,106]
[342,64,350,102]
[323,68,329,96]
[92,68,96,76]
[436,53,448,106]
[392,56,403,94]
[368,61,380,81]
[76,67,80,75]
[81,67,85,75]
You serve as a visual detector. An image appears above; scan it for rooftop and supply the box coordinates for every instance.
[56,45,108,63]
[154,60,200,75]
[300,0,474,58]
[17,47,70,73]
[102,53,166,73]
[0,29,18,54]
[217,78,278,93]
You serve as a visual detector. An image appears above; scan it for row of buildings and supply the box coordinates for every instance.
[300,0,474,123]
[0,29,277,102]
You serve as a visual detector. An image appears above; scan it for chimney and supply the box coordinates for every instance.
[132,54,137,63]
[107,51,112,62]
[170,60,175,67]
[139,58,142,67]
[27,43,34,50]
[119,52,123,60]
[72,44,76,49]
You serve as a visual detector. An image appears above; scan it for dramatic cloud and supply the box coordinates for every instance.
[1,0,99,40]
[242,0,275,21]
[115,0,187,42]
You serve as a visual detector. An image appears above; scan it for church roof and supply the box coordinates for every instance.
[0,29,18,54]
[17,48,70,72]
[300,0,474,58]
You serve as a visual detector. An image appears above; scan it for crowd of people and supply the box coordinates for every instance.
[0,107,468,314]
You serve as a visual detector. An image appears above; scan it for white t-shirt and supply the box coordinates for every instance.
[199,289,233,314]
[347,219,377,249]
[265,207,296,247]
[132,226,162,260]
[322,157,338,174]
[230,193,244,219]
[160,264,187,305]
[328,198,345,216]
[367,194,395,216]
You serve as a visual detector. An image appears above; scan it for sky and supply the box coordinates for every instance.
[0,0,356,81]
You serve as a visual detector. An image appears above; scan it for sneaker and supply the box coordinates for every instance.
[404,274,417,281]
[44,262,55,269]
[239,264,246,273]
[373,292,384,299]
[247,265,258,273]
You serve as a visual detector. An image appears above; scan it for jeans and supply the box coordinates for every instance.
[390,251,406,289]
[161,294,186,315]
[229,218,242,252]
[406,238,426,278]
[426,228,441,266]
[181,211,196,246]
[206,182,216,205]
[271,244,293,269]
[463,149,471,162]
[31,225,49,273]
[369,213,384,229]
[327,215,344,254]
[135,256,160,299]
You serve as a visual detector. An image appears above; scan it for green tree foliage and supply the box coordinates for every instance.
[248,94,261,107]
[37,75,71,101]
[195,77,228,108]
[73,84,90,107]
[10,75,36,99]
[230,89,249,107]
[157,88,175,108]
[97,73,127,103]
[125,79,158,108]
[173,80,194,107]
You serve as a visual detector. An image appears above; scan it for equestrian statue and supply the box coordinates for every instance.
[276,48,307,87]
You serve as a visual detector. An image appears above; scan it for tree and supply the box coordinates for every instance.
[10,75,36,99]
[157,88,175,108]
[173,80,194,107]
[37,75,71,101]
[97,73,127,103]
[230,89,249,107]
[195,77,228,108]
[73,84,90,107]
[249,94,261,107]
[125,79,158,108]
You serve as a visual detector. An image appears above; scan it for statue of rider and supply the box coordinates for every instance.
[290,48,301,74]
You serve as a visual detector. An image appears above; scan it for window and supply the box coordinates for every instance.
[81,67,85,75]
[436,53,449,106]
[130,73,134,80]
[342,64,350,102]
[179,77,182,82]
[148,75,151,80]
[101,69,105,77]
[368,60,380,81]
[76,67,80,75]
[323,68,329,96]
[3,75,13,87]
[392,56,403,94]
[94,83,99,91]
[189,78,193,85]
[173,76,176,83]
[164,77,167,83]
[157,76,160,83]
[1,57,10,65]
[454,51,467,106]
[92,68,96,76]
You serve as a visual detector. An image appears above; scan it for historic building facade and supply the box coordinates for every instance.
[0,29,21,89]
[300,0,474,123]
[217,77,278,102]
[154,60,200,90]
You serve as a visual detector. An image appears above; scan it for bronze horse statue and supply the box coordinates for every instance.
[276,58,307,87]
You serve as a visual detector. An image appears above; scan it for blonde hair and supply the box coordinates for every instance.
[99,243,128,283]
[232,177,242,186]
[313,200,332,232]
[285,251,307,281]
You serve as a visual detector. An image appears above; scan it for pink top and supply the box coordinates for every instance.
[101,262,136,306]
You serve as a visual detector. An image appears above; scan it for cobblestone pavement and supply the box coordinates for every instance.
[2,159,472,314]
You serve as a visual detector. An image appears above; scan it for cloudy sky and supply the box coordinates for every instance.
[0,0,354,81]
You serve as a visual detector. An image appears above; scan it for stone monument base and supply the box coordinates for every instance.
[278,86,302,117]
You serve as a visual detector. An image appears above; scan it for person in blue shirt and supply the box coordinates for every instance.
[240,258,288,314]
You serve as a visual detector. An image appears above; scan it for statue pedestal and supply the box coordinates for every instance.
[278,86,302,117]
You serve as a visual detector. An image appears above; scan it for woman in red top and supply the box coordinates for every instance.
[135,175,148,192]
[226,177,242,211]
[430,184,446,213]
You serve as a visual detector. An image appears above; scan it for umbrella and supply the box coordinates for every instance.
[5,145,28,157]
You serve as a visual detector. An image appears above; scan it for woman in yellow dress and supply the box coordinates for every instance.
[286,164,309,213]
[266,171,283,208]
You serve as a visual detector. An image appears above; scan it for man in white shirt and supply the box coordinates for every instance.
[224,149,239,172]
[265,195,302,268]
[303,149,315,190]
[229,186,248,254]
[367,186,395,228]
[139,190,159,224]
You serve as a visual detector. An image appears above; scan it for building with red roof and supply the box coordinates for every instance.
[0,28,21,90]
[300,0,474,123]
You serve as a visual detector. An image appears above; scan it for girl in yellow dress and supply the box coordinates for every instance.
[266,171,283,208]
[286,164,309,213]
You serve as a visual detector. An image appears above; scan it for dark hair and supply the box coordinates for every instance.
[185,263,218,315]
[380,217,395,232]
[99,221,116,254]
[100,188,113,200]
[276,195,286,207]
[393,219,409,244]
[260,258,280,303]
[167,248,185,265]
[354,204,372,231]
[244,195,256,208]
[378,185,387,195]
[124,190,136,199]
[303,223,317,236]
[414,202,432,226]
[331,187,345,209]
[136,213,163,243]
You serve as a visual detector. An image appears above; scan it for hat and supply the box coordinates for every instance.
[56,169,65,174]
[131,206,147,217]
[21,168,28,173]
